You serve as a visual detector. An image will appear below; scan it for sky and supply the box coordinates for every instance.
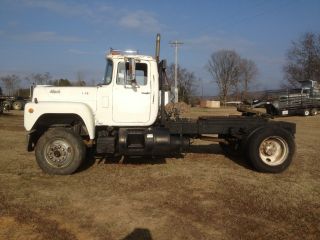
[0,0,319,95]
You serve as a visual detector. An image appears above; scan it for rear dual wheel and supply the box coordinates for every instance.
[247,127,295,173]
[12,101,23,110]
[304,108,318,116]
[303,109,310,116]
[311,108,318,116]
[3,101,11,111]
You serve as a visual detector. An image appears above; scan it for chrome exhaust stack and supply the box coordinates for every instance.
[155,33,161,63]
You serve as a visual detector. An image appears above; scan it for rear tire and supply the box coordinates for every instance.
[311,108,318,116]
[35,128,86,175]
[12,101,23,110]
[3,101,11,111]
[247,127,295,173]
[303,109,310,116]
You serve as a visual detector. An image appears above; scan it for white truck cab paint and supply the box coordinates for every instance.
[24,52,159,139]
[96,53,159,126]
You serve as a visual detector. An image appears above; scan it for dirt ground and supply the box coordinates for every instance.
[0,108,319,240]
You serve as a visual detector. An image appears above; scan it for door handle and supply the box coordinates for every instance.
[141,92,150,94]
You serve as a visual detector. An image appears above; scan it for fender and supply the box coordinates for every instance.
[243,121,296,146]
[24,101,96,139]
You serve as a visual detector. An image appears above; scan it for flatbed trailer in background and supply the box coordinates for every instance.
[254,80,320,116]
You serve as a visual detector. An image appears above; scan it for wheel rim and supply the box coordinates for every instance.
[259,136,289,166]
[13,103,21,110]
[312,109,317,115]
[44,139,74,168]
[4,103,10,111]
[304,110,310,116]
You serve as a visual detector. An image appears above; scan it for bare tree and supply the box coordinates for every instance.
[0,74,21,96]
[238,59,258,100]
[284,32,320,87]
[48,78,72,86]
[207,50,258,103]
[27,72,52,85]
[207,50,241,104]
[74,71,86,86]
[166,64,198,104]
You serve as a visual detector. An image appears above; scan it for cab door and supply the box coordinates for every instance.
[112,60,151,123]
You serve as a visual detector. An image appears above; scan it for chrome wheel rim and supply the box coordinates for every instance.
[44,139,73,168]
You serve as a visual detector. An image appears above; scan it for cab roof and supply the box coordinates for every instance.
[106,49,155,62]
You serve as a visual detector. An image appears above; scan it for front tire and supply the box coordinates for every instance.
[35,128,86,175]
[247,127,295,173]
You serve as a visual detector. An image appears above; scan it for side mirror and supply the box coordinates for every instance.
[128,58,136,82]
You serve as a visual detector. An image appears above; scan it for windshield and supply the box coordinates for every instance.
[103,59,113,84]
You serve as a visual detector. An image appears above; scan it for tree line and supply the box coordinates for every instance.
[0,72,89,97]
[165,50,258,105]
[283,32,320,88]
[207,50,258,104]
[1,32,319,102]
[167,31,320,104]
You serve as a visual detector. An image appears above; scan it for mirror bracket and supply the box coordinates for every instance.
[126,58,136,82]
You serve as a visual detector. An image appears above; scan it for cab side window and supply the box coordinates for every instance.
[116,62,148,85]
[135,63,148,86]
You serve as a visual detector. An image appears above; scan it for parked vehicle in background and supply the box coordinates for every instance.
[0,99,5,114]
[0,96,26,111]
[253,80,320,116]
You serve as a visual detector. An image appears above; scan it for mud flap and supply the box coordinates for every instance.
[26,130,37,151]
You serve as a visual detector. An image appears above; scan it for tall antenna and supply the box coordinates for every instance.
[170,40,183,103]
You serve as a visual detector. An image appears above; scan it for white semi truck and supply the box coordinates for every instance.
[24,34,296,175]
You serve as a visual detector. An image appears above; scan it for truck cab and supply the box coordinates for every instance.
[97,51,159,126]
[25,51,160,141]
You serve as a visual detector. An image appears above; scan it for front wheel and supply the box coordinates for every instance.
[247,127,295,173]
[35,128,86,175]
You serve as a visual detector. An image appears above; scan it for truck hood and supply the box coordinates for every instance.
[32,85,98,112]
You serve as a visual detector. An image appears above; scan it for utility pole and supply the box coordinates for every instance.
[170,40,183,103]
[199,78,204,99]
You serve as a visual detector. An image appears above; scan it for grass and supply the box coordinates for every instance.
[0,109,319,239]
